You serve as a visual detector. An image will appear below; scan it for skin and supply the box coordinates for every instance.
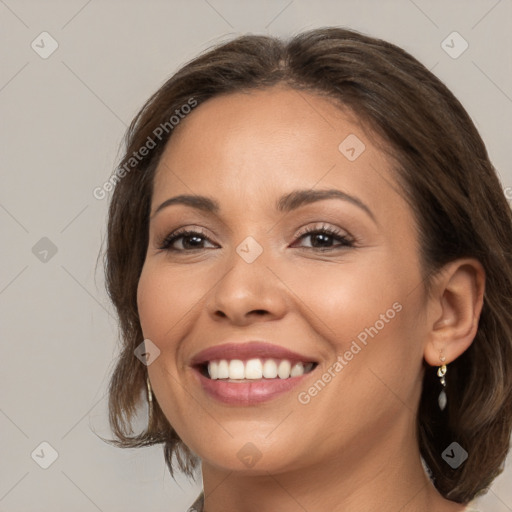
[137,84,485,512]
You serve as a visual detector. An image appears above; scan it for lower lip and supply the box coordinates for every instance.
[193,367,315,405]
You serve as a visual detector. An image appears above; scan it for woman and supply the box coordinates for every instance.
[102,27,512,511]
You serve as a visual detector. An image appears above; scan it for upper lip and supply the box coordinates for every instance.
[190,341,318,366]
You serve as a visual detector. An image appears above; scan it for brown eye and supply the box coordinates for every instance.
[159,229,216,251]
[293,225,354,251]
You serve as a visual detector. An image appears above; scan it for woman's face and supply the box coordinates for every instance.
[137,85,430,474]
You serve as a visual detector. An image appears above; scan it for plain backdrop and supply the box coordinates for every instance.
[1,0,511,511]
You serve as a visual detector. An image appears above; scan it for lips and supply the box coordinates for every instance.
[189,340,320,405]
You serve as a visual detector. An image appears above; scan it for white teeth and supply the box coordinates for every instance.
[277,360,291,379]
[228,359,245,379]
[262,359,278,378]
[217,359,229,379]
[206,358,315,380]
[290,362,305,377]
[208,361,219,379]
[245,358,263,379]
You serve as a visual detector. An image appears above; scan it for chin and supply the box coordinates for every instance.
[197,440,300,474]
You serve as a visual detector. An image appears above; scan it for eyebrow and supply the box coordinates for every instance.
[151,188,376,223]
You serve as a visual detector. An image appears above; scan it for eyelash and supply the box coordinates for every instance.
[157,224,355,253]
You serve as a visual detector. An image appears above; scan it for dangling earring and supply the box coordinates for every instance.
[146,375,153,424]
[437,353,447,411]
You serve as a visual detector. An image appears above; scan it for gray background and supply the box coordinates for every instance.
[1,0,511,510]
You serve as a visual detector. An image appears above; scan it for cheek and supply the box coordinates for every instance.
[281,254,425,390]
[137,266,166,341]
[136,262,200,344]
[283,255,404,347]
[136,263,203,426]
[296,266,424,415]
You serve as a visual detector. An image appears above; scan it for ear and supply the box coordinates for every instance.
[423,258,486,366]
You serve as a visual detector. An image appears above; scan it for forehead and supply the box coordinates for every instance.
[152,85,399,217]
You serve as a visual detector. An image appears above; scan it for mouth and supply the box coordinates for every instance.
[191,358,320,405]
[195,359,319,381]
[189,340,320,405]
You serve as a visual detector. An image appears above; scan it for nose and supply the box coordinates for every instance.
[206,248,289,326]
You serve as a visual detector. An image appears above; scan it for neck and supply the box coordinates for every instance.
[199,413,466,512]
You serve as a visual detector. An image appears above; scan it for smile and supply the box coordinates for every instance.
[204,358,316,380]
[189,340,320,405]
[192,359,319,405]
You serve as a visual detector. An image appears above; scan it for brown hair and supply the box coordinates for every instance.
[102,27,512,503]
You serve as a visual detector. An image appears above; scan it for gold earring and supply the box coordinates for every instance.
[437,363,447,411]
[146,375,153,424]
